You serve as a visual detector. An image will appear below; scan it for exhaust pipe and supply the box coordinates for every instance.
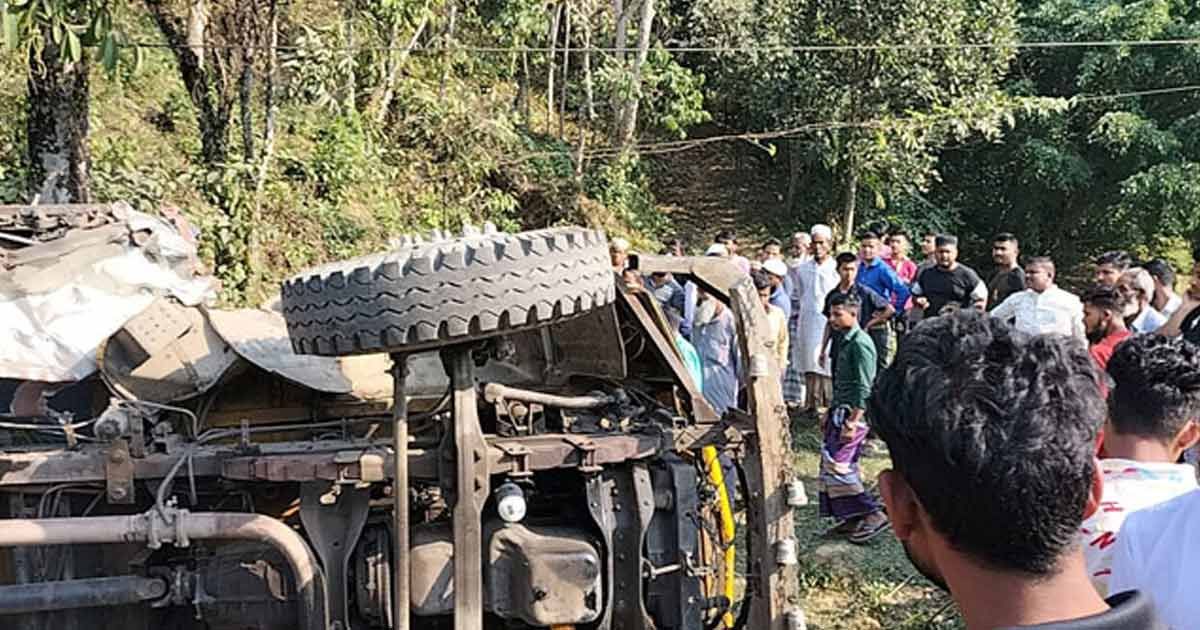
[0,509,328,630]
[0,575,167,615]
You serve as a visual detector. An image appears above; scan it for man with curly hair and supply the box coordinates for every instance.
[870,311,1163,628]
[1078,335,1199,596]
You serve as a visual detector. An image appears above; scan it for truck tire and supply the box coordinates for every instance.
[281,227,616,356]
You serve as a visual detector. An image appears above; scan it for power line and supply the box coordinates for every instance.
[124,38,1200,54]
[494,84,1200,167]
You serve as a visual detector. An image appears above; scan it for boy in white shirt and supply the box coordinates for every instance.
[1080,334,1200,596]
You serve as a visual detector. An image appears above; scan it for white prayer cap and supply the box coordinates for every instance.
[810,224,833,240]
[705,243,729,257]
[610,237,631,253]
[793,231,811,241]
[763,258,788,278]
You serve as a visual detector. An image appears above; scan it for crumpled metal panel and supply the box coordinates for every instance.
[0,202,217,382]
[99,298,237,403]
[208,307,352,394]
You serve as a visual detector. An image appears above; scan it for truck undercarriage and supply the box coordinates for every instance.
[0,203,799,630]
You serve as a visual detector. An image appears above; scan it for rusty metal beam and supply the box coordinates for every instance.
[447,349,488,630]
[391,353,411,630]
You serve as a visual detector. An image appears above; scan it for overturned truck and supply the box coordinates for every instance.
[0,203,799,630]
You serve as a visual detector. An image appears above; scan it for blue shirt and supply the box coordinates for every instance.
[770,286,792,320]
[858,258,910,313]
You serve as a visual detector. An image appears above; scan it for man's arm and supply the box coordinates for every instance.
[865,302,896,330]
[911,275,929,309]
[1158,295,1198,336]
[841,341,873,437]
[990,292,1018,322]
[884,265,911,311]
[819,322,832,365]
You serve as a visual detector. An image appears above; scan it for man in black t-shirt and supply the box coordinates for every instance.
[912,235,988,316]
[988,232,1026,310]
[821,252,894,377]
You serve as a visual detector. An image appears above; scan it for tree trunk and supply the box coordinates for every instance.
[840,166,859,246]
[784,139,802,215]
[614,0,653,150]
[520,51,532,128]
[342,0,356,111]
[238,6,256,162]
[439,2,457,100]
[147,0,233,166]
[246,0,281,301]
[546,3,562,134]
[372,11,429,123]
[609,0,630,126]
[559,2,571,140]
[582,10,595,120]
[26,33,91,203]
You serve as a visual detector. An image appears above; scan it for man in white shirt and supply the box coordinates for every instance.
[990,257,1085,339]
[785,224,839,412]
[1119,268,1167,333]
[1079,334,1199,596]
[1144,259,1182,319]
[1107,335,1200,628]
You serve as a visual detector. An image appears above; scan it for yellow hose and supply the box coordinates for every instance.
[702,445,736,628]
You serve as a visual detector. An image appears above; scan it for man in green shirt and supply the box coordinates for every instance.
[818,293,891,544]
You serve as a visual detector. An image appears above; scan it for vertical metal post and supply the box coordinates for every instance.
[390,353,410,630]
[449,348,488,630]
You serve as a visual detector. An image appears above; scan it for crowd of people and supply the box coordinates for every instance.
[613,227,1200,628]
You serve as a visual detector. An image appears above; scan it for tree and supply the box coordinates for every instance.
[931,0,1200,271]
[2,0,132,203]
[688,0,1019,241]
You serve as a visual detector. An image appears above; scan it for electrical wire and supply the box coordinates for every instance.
[116,38,1200,54]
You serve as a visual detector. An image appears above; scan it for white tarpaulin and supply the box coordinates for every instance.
[0,203,217,382]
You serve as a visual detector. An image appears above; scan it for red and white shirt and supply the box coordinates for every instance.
[1079,458,1197,596]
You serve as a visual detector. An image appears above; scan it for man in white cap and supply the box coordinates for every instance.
[762,258,793,320]
[784,224,839,412]
[680,243,731,339]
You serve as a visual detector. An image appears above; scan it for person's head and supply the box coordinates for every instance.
[1143,259,1176,294]
[761,238,783,261]
[715,230,738,255]
[1082,284,1129,343]
[835,252,859,286]
[1106,334,1200,462]
[991,233,1019,268]
[810,224,833,262]
[1117,267,1154,316]
[1093,251,1131,287]
[887,230,910,259]
[869,311,1105,591]
[762,258,787,288]
[934,235,959,269]
[650,271,670,287]
[790,232,811,258]
[610,238,631,270]
[1024,257,1056,293]
[921,232,937,258]
[858,231,883,263]
[827,292,861,332]
[704,243,729,258]
[751,269,774,309]
[664,238,685,257]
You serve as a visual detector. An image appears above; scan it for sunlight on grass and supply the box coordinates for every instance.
[790,412,966,630]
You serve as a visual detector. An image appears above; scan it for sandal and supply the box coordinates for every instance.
[822,517,862,538]
[848,515,891,545]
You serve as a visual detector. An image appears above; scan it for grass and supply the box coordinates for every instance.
[788,412,966,630]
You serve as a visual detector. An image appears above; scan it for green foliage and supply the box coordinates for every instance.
[1,0,137,71]
[585,154,667,236]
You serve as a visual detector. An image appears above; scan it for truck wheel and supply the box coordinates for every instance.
[281,227,616,356]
